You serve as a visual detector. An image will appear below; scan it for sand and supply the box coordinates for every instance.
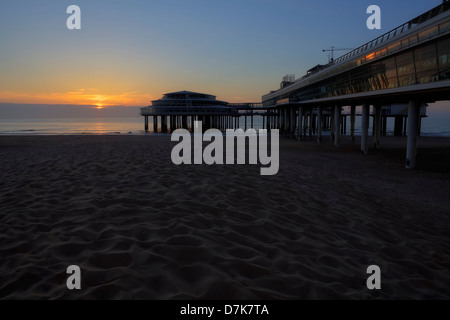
[0,134,449,300]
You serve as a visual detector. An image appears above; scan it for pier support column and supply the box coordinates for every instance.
[342,115,346,135]
[289,107,295,139]
[406,100,420,169]
[334,105,341,148]
[350,105,356,143]
[394,116,403,136]
[361,104,370,155]
[317,106,323,143]
[303,108,308,137]
[330,106,335,143]
[279,108,283,130]
[374,104,382,148]
[169,116,173,132]
[162,116,167,133]
[153,116,158,133]
[145,116,149,132]
[298,106,303,142]
[403,117,408,136]
[313,114,317,135]
[308,107,313,138]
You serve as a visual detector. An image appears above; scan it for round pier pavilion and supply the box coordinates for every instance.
[140,91,239,133]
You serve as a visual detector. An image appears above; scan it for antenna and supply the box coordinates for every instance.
[323,47,354,63]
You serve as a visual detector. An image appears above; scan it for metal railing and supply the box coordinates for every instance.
[334,2,450,65]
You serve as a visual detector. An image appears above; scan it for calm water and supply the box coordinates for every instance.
[0,116,449,136]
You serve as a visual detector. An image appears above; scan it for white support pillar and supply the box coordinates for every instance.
[361,103,370,155]
[374,104,382,148]
[298,106,303,142]
[334,105,341,148]
[350,105,356,143]
[317,106,323,144]
[406,100,420,169]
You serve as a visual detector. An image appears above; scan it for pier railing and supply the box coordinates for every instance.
[334,2,450,65]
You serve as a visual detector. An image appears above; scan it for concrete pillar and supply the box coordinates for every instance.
[361,104,370,155]
[162,116,167,132]
[312,114,317,135]
[289,107,294,139]
[394,116,403,136]
[406,100,420,169]
[342,115,346,135]
[374,104,382,148]
[418,115,422,136]
[350,105,356,143]
[334,105,341,148]
[298,106,303,142]
[153,116,158,133]
[403,117,408,136]
[145,116,149,132]
[317,106,323,143]
[330,106,335,142]
[309,107,313,137]
[303,108,308,137]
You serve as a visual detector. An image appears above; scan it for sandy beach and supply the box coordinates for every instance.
[0,134,449,300]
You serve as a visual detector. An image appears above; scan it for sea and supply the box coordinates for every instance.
[0,116,449,136]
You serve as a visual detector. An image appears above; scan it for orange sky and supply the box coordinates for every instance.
[0,89,155,107]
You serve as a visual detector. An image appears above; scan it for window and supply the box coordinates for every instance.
[414,44,438,74]
[418,26,439,42]
[387,41,401,54]
[437,37,450,68]
[396,51,415,77]
[440,21,450,35]
[381,57,398,88]
[409,35,419,46]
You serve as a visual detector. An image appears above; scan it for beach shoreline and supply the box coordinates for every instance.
[1,135,449,299]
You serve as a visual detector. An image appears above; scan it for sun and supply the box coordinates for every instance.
[96,104,103,109]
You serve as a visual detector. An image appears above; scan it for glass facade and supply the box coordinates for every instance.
[263,35,450,107]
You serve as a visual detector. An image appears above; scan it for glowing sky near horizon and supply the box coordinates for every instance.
[0,0,446,108]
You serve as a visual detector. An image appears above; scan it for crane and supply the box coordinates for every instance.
[323,46,354,63]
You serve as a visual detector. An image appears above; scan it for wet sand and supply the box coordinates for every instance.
[0,135,449,299]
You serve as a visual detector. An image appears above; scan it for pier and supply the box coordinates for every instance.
[261,2,450,168]
[140,91,264,133]
[141,2,450,169]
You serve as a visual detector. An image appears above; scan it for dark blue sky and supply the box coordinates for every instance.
[0,0,445,105]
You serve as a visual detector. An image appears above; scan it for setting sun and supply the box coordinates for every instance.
[96,104,103,109]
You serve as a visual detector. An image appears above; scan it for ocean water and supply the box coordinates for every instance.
[0,118,146,135]
[0,116,449,136]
